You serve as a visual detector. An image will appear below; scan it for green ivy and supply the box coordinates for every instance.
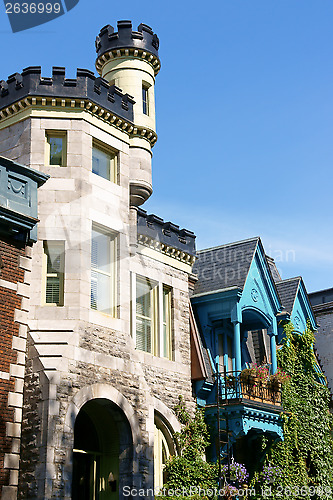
[160,396,217,494]
[158,323,333,500]
[250,322,333,499]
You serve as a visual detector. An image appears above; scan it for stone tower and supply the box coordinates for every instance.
[0,21,198,500]
[95,20,161,207]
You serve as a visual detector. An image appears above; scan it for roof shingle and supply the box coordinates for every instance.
[193,237,259,296]
[275,278,301,314]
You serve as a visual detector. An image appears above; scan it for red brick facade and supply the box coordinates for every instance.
[0,237,26,497]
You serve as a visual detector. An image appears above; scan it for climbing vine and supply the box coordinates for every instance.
[250,322,333,499]
[158,323,333,500]
[159,396,217,495]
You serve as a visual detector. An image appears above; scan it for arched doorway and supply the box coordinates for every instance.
[72,398,131,500]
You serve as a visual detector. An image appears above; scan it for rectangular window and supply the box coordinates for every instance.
[43,241,65,306]
[134,275,172,359]
[162,286,172,359]
[92,141,117,183]
[91,227,117,316]
[142,84,149,115]
[46,131,67,166]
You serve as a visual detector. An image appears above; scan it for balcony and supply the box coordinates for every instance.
[218,370,282,408]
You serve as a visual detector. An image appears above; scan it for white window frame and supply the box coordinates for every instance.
[131,273,172,359]
[92,139,118,183]
[45,131,67,166]
[142,82,150,115]
[42,241,65,306]
[91,225,117,317]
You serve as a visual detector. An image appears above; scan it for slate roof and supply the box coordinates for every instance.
[266,255,282,282]
[193,237,259,296]
[275,277,301,315]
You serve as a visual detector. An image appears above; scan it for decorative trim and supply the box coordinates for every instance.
[138,233,195,265]
[137,208,196,260]
[95,21,160,76]
[0,95,157,147]
[96,46,161,76]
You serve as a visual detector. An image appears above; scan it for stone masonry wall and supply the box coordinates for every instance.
[0,119,31,167]
[18,346,42,500]
[18,246,195,499]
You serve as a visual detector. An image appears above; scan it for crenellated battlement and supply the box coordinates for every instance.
[0,66,135,121]
[95,21,160,75]
[137,208,196,262]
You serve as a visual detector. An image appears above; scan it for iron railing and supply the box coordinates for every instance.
[218,369,282,406]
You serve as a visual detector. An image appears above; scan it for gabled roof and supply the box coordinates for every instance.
[266,255,282,282]
[275,277,301,315]
[193,237,259,295]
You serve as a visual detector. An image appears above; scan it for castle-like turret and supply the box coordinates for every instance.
[95,20,161,206]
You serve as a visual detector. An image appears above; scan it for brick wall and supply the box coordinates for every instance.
[0,237,29,500]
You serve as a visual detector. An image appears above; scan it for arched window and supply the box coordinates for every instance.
[154,415,175,492]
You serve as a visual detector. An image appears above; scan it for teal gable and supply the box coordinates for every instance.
[191,237,285,464]
[192,237,283,377]
[275,277,317,340]
[191,236,324,468]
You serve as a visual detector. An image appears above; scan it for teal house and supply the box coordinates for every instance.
[191,237,318,467]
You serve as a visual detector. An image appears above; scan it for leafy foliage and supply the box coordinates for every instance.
[159,323,333,500]
[161,396,217,492]
[250,322,333,499]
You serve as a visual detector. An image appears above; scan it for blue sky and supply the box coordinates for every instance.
[0,0,332,292]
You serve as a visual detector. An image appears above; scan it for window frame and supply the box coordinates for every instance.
[154,414,176,492]
[132,273,173,359]
[90,225,117,317]
[142,83,150,116]
[42,241,65,306]
[45,131,67,167]
[92,139,118,183]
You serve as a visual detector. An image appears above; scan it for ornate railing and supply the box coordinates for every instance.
[218,371,282,406]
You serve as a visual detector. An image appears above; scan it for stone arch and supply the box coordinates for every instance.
[62,384,141,499]
[150,397,182,492]
[152,396,181,440]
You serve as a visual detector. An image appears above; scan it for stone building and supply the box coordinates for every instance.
[0,21,200,500]
[309,288,333,394]
[0,157,48,500]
